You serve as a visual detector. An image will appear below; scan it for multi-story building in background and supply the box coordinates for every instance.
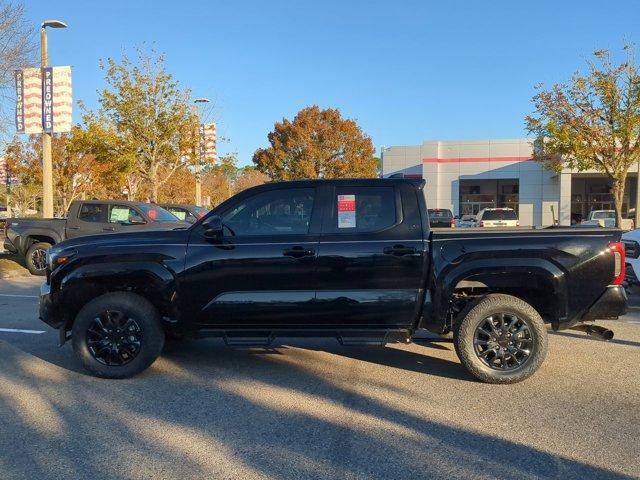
[381,138,639,227]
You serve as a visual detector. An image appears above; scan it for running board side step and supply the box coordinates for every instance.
[337,330,412,346]
[223,333,275,347]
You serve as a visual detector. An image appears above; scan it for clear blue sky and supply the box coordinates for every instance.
[24,0,640,166]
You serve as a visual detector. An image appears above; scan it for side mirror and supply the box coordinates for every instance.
[202,215,223,242]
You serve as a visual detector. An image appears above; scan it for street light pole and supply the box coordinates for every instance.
[193,98,210,207]
[40,19,66,218]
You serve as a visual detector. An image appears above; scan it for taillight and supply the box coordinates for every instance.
[609,242,625,285]
[479,220,484,227]
[450,218,455,227]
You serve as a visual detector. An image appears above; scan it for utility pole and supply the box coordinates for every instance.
[40,19,66,218]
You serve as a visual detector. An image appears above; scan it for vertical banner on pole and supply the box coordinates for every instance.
[15,66,72,134]
[14,70,24,133]
[41,66,54,133]
[202,123,217,163]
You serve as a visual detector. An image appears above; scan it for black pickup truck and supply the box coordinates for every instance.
[39,178,627,383]
[4,200,188,275]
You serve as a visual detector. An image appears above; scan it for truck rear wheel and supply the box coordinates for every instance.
[71,292,165,379]
[453,294,548,384]
[25,242,51,276]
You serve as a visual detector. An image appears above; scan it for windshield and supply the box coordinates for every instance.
[428,209,453,219]
[592,211,615,219]
[482,210,518,221]
[138,204,181,222]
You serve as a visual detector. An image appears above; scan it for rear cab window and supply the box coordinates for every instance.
[326,186,398,234]
[78,204,107,223]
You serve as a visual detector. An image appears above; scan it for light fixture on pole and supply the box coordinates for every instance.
[193,98,210,207]
[40,19,67,218]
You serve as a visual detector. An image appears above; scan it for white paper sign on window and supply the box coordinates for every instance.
[337,194,356,228]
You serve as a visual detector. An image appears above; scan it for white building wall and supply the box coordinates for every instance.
[382,138,558,227]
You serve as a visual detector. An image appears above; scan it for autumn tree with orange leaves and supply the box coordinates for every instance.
[253,106,377,180]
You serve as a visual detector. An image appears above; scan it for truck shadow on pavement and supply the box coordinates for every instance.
[0,339,635,480]
[550,330,640,348]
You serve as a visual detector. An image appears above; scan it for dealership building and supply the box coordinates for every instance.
[381,138,639,227]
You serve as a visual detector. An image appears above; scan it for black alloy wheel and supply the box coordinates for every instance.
[473,312,533,370]
[86,310,143,366]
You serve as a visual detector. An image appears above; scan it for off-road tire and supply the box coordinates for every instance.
[25,242,51,276]
[72,292,165,379]
[453,294,548,384]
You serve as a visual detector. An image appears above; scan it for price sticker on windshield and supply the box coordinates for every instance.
[337,194,356,228]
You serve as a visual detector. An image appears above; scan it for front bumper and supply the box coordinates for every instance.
[39,282,63,329]
[581,285,628,320]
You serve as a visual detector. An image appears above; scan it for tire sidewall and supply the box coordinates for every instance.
[72,292,165,379]
[454,294,548,384]
[26,242,51,276]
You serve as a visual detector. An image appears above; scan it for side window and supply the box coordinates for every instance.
[109,205,145,225]
[78,204,107,223]
[222,188,315,236]
[332,187,396,233]
[168,207,194,223]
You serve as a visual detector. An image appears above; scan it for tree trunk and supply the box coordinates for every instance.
[612,176,626,228]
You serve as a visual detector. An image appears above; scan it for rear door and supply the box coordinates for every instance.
[315,182,426,328]
[65,203,109,238]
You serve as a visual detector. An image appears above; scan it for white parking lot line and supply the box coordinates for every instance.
[0,328,45,334]
[0,294,39,298]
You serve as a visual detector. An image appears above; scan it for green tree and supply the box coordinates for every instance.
[0,1,34,134]
[526,47,640,227]
[253,106,377,180]
[87,49,196,202]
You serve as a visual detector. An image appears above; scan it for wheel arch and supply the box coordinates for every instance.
[55,262,177,331]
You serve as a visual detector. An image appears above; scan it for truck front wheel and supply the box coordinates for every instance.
[71,292,165,379]
[453,294,548,384]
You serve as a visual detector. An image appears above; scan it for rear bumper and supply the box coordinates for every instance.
[581,285,628,320]
[39,282,63,329]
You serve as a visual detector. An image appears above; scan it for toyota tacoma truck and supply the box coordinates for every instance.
[4,200,188,275]
[39,178,628,383]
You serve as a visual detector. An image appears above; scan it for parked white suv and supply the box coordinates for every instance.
[476,208,519,227]
[581,210,634,230]
[622,228,640,286]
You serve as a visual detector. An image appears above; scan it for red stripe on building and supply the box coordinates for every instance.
[422,156,533,164]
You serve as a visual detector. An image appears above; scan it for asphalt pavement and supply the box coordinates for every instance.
[0,276,639,479]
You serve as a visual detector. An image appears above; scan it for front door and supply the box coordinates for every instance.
[314,183,426,328]
[180,186,321,329]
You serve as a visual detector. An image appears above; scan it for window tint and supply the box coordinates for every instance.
[428,209,453,219]
[78,204,106,223]
[109,205,145,225]
[333,187,396,233]
[223,188,314,236]
[481,210,517,221]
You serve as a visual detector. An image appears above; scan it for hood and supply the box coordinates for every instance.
[49,228,191,258]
